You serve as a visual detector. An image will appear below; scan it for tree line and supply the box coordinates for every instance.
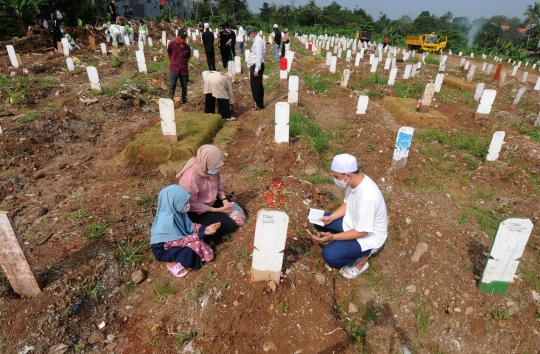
[2,0,539,59]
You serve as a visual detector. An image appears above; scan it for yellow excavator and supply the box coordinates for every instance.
[406,34,447,52]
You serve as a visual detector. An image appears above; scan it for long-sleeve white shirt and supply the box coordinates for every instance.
[237,26,245,42]
[247,35,265,71]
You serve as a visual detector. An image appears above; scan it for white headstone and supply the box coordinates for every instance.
[159,98,177,142]
[477,89,497,115]
[403,65,412,79]
[148,37,153,47]
[330,56,337,73]
[464,61,470,71]
[411,64,417,78]
[66,57,75,71]
[521,72,528,83]
[285,51,294,72]
[251,209,289,283]
[534,111,540,127]
[86,66,101,92]
[391,127,414,168]
[135,50,147,74]
[100,43,107,56]
[227,61,235,75]
[535,77,540,91]
[356,95,369,114]
[512,86,526,105]
[6,45,19,68]
[370,58,378,73]
[482,62,487,72]
[61,38,70,56]
[326,52,332,66]
[388,67,398,85]
[369,54,374,65]
[340,69,351,87]
[138,40,144,52]
[337,47,342,59]
[511,66,518,77]
[486,64,493,75]
[384,57,391,70]
[354,53,361,67]
[275,102,290,143]
[474,83,485,101]
[419,83,436,112]
[434,73,444,92]
[288,76,299,105]
[480,218,533,294]
[486,131,505,161]
[466,65,476,82]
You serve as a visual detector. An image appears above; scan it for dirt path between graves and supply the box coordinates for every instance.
[0,28,540,354]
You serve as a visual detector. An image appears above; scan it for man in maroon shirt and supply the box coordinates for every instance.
[168,29,191,104]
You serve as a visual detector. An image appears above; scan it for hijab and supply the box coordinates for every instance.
[176,145,224,179]
[150,185,194,244]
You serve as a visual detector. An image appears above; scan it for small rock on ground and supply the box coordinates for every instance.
[88,329,105,344]
[348,303,358,313]
[268,280,277,292]
[131,269,146,285]
[411,242,428,262]
[405,285,416,293]
[315,273,325,285]
[507,304,519,316]
[263,341,277,352]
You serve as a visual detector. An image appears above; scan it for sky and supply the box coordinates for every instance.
[247,0,532,21]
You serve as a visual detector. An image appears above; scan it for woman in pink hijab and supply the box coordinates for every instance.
[176,145,237,239]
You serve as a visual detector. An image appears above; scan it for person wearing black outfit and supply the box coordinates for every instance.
[107,0,117,24]
[202,23,216,71]
[273,24,281,62]
[281,28,290,59]
[226,23,236,59]
[47,13,62,52]
[217,24,231,69]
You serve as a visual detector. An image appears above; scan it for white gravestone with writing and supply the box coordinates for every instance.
[148,37,153,47]
[384,57,390,70]
[100,43,107,56]
[476,89,497,117]
[411,65,417,78]
[288,76,299,106]
[251,209,289,283]
[135,51,147,74]
[486,64,493,75]
[355,53,361,67]
[235,56,241,74]
[466,65,476,82]
[356,95,369,114]
[391,127,414,168]
[480,218,533,295]
[535,77,540,91]
[511,66,518,76]
[86,66,101,92]
[66,57,75,71]
[521,72,528,84]
[464,60,470,70]
[512,86,526,105]
[6,45,19,68]
[419,83,435,113]
[486,131,505,161]
[474,83,485,102]
[285,51,294,72]
[341,69,351,87]
[61,38,70,56]
[403,64,412,79]
[159,98,177,142]
[138,40,144,52]
[274,102,290,144]
[330,56,337,73]
[326,52,332,66]
[434,73,444,92]
[370,58,378,73]
[387,67,397,85]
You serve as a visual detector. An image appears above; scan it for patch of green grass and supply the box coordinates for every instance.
[154,280,177,302]
[458,203,499,236]
[114,240,151,265]
[474,187,497,200]
[187,286,204,302]
[362,269,382,292]
[79,278,101,296]
[407,57,419,63]
[118,281,135,294]
[415,297,430,335]
[303,74,333,94]
[175,332,198,348]
[491,308,510,320]
[137,194,153,208]
[424,55,439,65]
[84,221,110,242]
[384,280,405,300]
[432,345,450,354]
[147,59,169,73]
[19,112,40,123]
[520,265,540,290]
[517,124,540,142]
[144,332,163,346]
[278,302,289,313]
[289,111,328,152]
[301,173,333,184]
[362,71,386,86]
[68,208,89,220]
[232,247,250,259]
[364,89,384,98]
[205,271,217,284]
[244,167,268,182]
[394,82,424,99]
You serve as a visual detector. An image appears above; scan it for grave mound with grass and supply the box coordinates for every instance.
[122,111,223,164]
[444,77,477,92]
[381,96,449,128]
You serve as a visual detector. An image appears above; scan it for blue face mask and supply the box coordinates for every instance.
[207,168,220,175]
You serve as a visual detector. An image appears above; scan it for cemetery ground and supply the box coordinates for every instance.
[1,27,540,354]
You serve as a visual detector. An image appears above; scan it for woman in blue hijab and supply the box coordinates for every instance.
[151,185,220,277]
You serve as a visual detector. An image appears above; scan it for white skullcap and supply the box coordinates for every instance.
[331,154,358,173]
[273,24,278,28]
[204,23,209,29]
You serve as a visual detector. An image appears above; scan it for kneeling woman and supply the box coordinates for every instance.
[151,185,220,277]
[177,145,238,240]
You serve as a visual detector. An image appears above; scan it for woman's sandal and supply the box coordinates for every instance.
[167,262,188,278]
[250,106,263,111]
[340,261,369,279]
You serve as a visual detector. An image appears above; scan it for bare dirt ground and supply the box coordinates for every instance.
[1,27,540,354]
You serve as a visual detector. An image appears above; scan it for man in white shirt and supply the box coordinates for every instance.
[311,154,388,279]
[246,26,266,110]
[236,22,245,55]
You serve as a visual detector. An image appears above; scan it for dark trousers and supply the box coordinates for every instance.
[187,199,237,240]
[250,63,265,109]
[51,33,62,50]
[206,51,216,70]
[230,44,235,59]
[169,71,188,103]
[219,47,229,68]
[204,94,231,119]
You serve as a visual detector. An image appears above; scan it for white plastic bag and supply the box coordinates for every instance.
[229,202,246,226]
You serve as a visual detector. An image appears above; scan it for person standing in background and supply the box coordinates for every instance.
[236,22,245,55]
[280,28,289,59]
[202,23,216,71]
[273,24,281,62]
[47,13,62,53]
[246,26,265,110]
[217,24,231,69]
[226,23,236,59]
[107,0,117,24]
[168,29,191,104]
